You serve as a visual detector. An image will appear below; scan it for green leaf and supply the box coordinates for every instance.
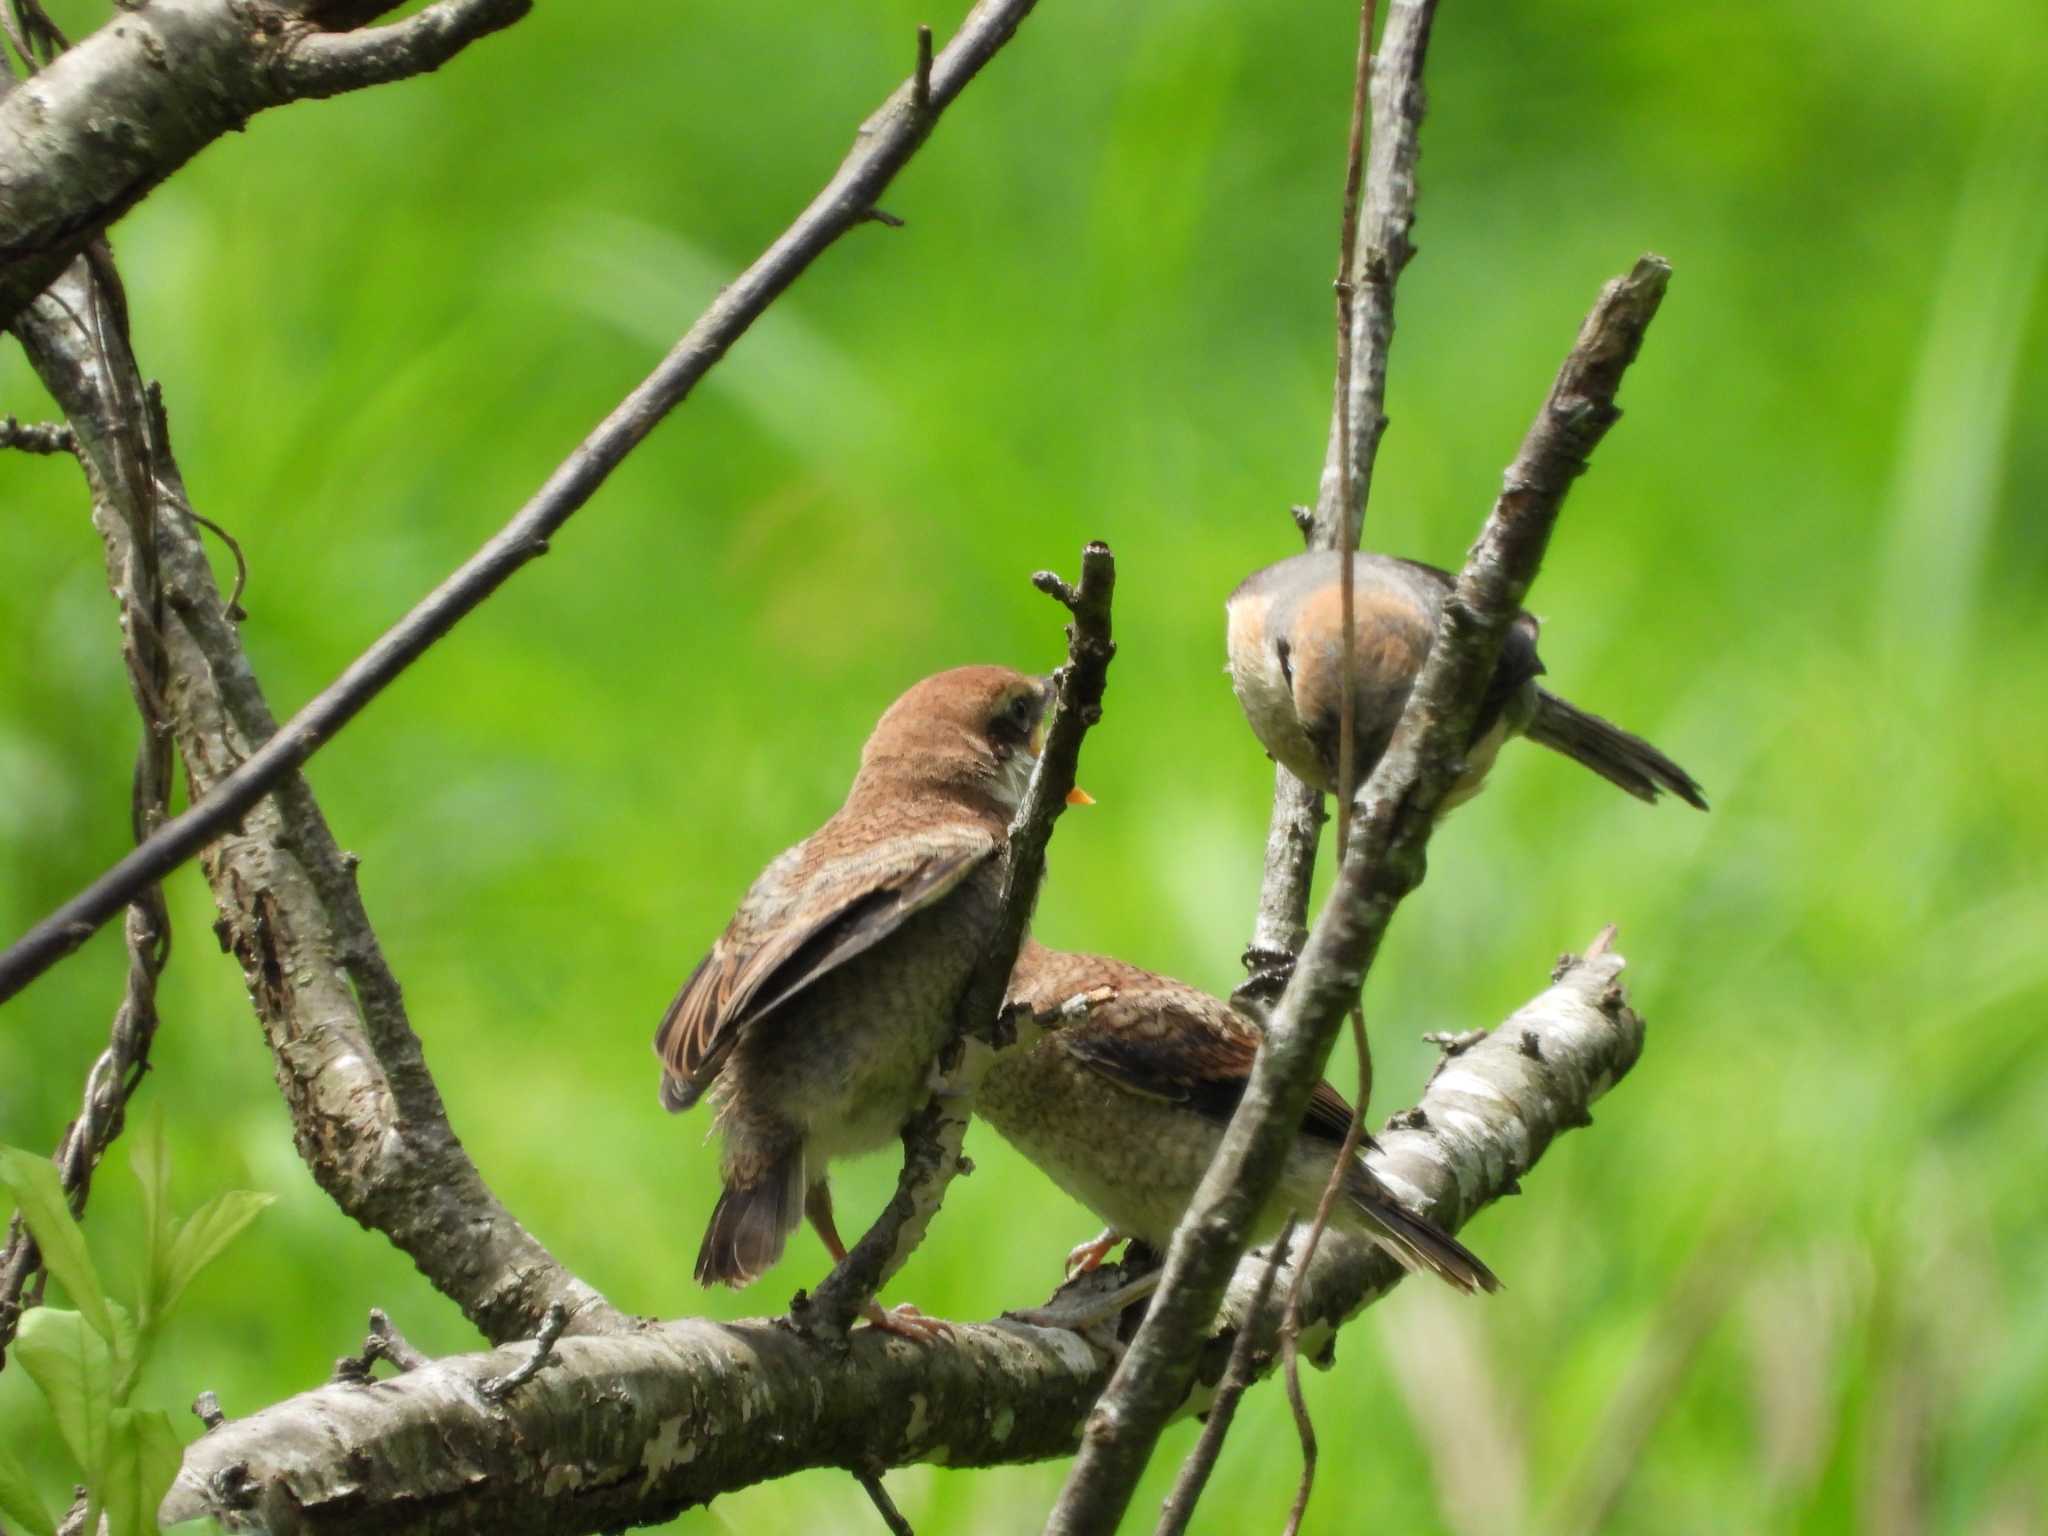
[106,1299,144,1405]
[129,1109,173,1326]
[12,1308,113,1483]
[0,1432,58,1536]
[0,1146,116,1345]
[159,1191,274,1321]
[101,1408,185,1536]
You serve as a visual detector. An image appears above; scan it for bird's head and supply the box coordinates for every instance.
[855,665,1055,818]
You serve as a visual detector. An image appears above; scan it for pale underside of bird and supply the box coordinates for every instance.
[654,665,1053,1334]
[1227,549,1707,813]
[979,940,1501,1301]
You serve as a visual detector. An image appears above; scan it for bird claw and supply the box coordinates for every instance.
[863,1301,954,1342]
[1064,1228,1123,1278]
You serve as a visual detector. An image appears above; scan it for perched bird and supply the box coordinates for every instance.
[978,940,1500,1296]
[1226,550,1707,813]
[654,665,1054,1330]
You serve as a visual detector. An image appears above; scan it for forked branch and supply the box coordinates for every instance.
[1045,255,1671,1534]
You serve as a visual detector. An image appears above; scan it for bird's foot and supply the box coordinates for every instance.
[1064,1228,1124,1278]
[863,1301,955,1342]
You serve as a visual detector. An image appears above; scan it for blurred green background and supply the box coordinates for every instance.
[4,0,2046,1530]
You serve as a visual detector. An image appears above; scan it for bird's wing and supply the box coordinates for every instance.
[655,823,998,1108]
[1043,978,1367,1148]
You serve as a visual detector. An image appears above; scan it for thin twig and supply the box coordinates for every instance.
[1155,1221,1297,1536]
[0,0,1048,1005]
[802,543,1115,1337]
[857,1468,917,1536]
[913,22,934,113]
[1238,0,1420,1008]
[1277,1010,1370,1535]
[0,413,76,454]
[334,1308,432,1383]
[192,1390,226,1430]
[1043,256,1673,1536]
[0,250,173,1368]
[479,1300,568,1402]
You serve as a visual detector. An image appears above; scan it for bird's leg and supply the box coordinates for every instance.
[1065,1227,1125,1277]
[808,1180,955,1341]
[805,1181,849,1262]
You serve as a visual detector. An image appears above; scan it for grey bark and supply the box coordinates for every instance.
[12,257,627,1345]
[0,0,529,326]
[163,944,1641,1535]
[1046,255,1671,1534]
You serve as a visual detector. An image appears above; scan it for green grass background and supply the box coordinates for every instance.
[4,0,2046,1530]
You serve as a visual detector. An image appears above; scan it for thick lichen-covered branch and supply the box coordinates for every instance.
[163,944,1639,1536]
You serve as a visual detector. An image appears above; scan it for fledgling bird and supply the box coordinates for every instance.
[1227,550,1707,813]
[978,940,1500,1297]
[654,665,1053,1331]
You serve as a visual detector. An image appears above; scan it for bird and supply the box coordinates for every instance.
[977,940,1500,1301]
[654,664,1056,1335]
[1226,550,1707,814]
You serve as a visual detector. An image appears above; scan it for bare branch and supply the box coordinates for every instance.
[163,947,1641,1535]
[1238,0,1436,1008]
[1045,255,1672,1534]
[13,257,623,1344]
[802,543,1116,1336]
[0,0,523,325]
[0,249,172,1368]
[0,412,74,453]
[1155,1222,1295,1536]
[0,0,1048,1005]
[274,0,530,99]
[859,1468,918,1536]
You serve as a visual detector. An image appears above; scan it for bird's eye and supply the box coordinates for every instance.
[1008,694,1035,725]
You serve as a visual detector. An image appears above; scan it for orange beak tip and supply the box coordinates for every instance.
[1066,786,1096,807]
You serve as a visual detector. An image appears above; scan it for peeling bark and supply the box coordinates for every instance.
[164,945,1640,1535]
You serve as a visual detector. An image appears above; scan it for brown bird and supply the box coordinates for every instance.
[978,940,1500,1297]
[1227,550,1707,813]
[655,665,1053,1331]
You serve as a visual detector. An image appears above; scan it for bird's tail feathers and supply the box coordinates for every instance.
[1350,1180,1502,1296]
[1527,689,1707,810]
[694,1149,804,1288]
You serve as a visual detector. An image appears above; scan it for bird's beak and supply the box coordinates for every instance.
[1066,786,1095,806]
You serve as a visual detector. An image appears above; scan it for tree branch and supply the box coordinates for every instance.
[803,545,1117,1337]
[162,943,1641,1535]
[1237,0,1439,1007]
[0,251,172,1367]
[0,412,74,453]
[0,0,523,326]
[1046,255,1672,1533]
[273,0,530,99]
[0,0,1047,1006]
[11,256,624,1345]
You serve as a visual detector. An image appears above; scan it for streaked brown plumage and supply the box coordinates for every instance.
[655,665,1050,1308]
[979,940,1501,1295]
[1227,550,1707,812]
